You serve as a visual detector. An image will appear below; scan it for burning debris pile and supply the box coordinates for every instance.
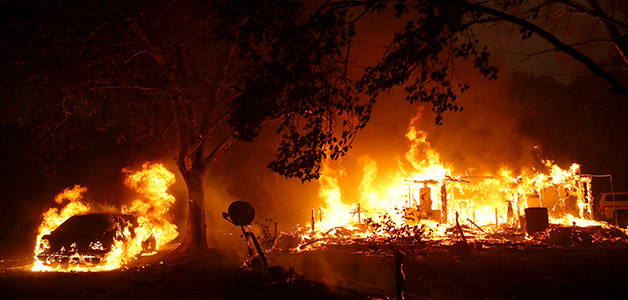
[280,120,627,254]
[32,163,178,272]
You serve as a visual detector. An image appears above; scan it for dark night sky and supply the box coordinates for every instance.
[1,1,627,247]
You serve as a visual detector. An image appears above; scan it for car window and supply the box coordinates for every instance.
[606,194,628,201]
[53,214,116,237]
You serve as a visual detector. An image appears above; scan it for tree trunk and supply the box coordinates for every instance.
[176,168,209,254]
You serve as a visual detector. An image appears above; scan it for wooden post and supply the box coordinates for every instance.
[455,212,468,245]
[311,208,315,232]
[440,183,448,224]
[395,253,405,300]
[274,222,278,240]
[357,203,361,224]
[516,193,521,226]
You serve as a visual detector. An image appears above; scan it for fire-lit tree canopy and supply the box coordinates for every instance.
[225,0,627,174]
[1,0,627,254]
[0,0,376,253]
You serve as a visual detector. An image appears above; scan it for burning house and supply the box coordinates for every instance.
[292,120,613,253]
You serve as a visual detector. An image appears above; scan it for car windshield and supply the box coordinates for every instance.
[52,214,117,238]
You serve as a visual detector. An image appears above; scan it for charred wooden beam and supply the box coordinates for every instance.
[466,218,487,233]
[455,212,468,246]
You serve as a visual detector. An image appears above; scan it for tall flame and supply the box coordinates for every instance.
[122,162,179,251]
[33,185,91,260]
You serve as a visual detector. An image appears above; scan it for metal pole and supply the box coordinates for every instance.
[248,232,269,268]
[610,175,618,226]
[582,174,617,225]
[319,207,323,222]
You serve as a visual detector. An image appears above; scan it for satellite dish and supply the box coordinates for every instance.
[227,201,255,226]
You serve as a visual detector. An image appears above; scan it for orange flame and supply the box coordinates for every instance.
[306,115,603,244]
[33,185,91,260]
[122,162,179,252]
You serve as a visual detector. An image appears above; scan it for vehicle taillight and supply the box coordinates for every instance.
[600,206,606,212]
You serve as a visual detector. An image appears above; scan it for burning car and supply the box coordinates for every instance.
[31,163,179,272]
[36,213,155,266]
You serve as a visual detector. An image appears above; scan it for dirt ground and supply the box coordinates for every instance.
[404,245,628,299]
[0,244,377,300]
[2,243,628,299]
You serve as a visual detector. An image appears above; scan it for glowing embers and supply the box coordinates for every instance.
[32,162,178,272]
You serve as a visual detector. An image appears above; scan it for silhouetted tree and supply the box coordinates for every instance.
[0,0,374,254]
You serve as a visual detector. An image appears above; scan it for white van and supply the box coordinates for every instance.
[596,192,628,226]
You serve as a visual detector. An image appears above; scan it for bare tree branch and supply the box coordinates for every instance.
[585,0,628,66]
[203,135,235,168]
[452,0,628,94]
[559,0,628,32]
[90,85,155,92]
[494,38,616,63]
[124,50,148,64]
